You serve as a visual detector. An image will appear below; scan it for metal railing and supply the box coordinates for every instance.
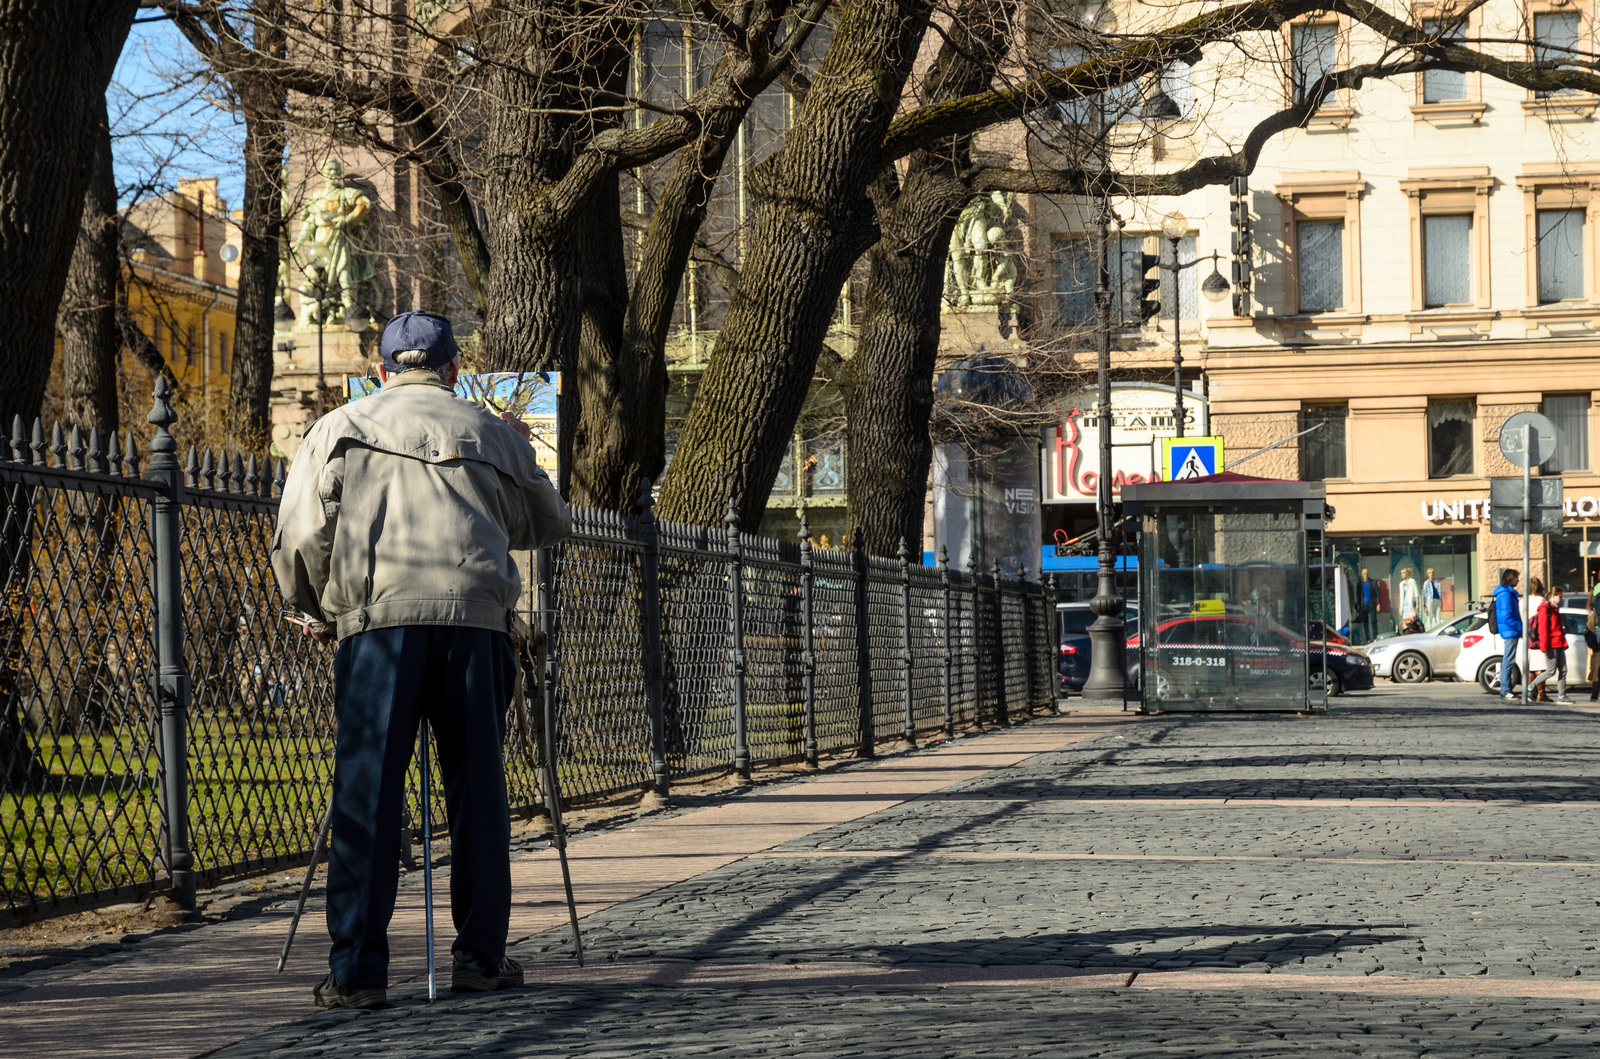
[0,381,1054,921]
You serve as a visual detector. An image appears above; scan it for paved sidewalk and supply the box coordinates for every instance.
[204,684,1600,1058]
[0,708,1127,1059]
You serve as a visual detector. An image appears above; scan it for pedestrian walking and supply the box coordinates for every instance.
[1526,577,1547,700]
[1492,569,1522,700]
[1586,580,1600,701]
[271,310,570,1010]
[1527,585,1571,704]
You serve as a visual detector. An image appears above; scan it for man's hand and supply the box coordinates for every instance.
[499,408,532,440]
[301,623,335,645]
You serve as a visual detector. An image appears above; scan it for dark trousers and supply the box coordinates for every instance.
[326,625,516,989]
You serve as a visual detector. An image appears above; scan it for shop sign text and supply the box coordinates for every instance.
[1422,495,1600,523]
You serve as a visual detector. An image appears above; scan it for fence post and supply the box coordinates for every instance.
[1019,565,1035,717]
[967,556,982,732]
[1045,573,1059,712]
[800,514,818,768]
[144,378,195,908]
[992,559,1009,727]
[853,528,875,759]
[725,500,751,782]
[637,478,669,803]
[939,546,953,738]
[898,539,915,749]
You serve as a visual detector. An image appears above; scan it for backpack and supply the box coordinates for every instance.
[1528,604,1545,652]
[1487,598,1499,636]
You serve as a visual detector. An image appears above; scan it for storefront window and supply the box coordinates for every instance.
[1549,524,1600,598]
[1330,533,1476,646]
[1427,399,1474,478]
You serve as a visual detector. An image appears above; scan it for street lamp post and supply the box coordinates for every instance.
[1157,211,1231,440]
[1082,204,1125,699]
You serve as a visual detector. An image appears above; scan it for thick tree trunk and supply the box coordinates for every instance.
[845,0,1015,555]
[844,165,970,556]
[656,0,935,530]
[226,2,288,451]
[57,92,120,434]
[0,0,137,428]
[228,80,287,451]
[569,181,630,506]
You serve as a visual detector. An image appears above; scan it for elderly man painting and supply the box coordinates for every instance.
[271,310,569,1009]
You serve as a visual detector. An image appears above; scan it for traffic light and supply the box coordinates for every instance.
[1137,252,1162,321]
[1228,176,1252,317]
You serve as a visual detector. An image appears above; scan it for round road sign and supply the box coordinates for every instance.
[1498,411,1559,468]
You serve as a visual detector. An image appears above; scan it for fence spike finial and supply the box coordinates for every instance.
[147,375,178,456]
[246,454,261,496]
[272,458,286,498]
[635,476,655,516]
[232,452,246,494]
[106,430,121,476]
[49,421,65,468]
[937,544,949,572]
[126,433,141,477]
[7,414,23,463]
[68,424,85,471]
[897,536,909,563]
[189,446,204,489]
[798,509,810,544]
[87,426,103,474]
[724,496,739,530]
[29,417,44,466]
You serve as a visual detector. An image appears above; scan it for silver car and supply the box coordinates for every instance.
[1362,611,1486,683]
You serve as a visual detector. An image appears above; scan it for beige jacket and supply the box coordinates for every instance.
[270,370,570,640]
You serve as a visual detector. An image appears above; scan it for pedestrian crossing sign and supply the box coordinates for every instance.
[1162,437,1224,481]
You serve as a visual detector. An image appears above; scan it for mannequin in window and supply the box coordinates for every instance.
[1358,568,1376,642]
[1396,566,1420,634]
[1421,568,1443,627]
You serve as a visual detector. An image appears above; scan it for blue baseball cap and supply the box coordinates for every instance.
[380,311,459,370]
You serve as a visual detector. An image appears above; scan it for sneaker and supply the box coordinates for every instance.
[312,974,387,1010]
[452,955,525,993]
[1552,696,1573,704]
[1503,694,1519,701]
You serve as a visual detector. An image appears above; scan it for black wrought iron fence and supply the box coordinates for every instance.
[1,382,1054,922]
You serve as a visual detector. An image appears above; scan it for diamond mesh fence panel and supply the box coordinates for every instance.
[908,568,947,733]
[180,465,335,885]
[546,518,653,801]
[1000,588,1031,721]
[742,534,805,764]
[1,445,164,918]
[809,546,862,757]
[657,519,733,779]
[866,559,904,744]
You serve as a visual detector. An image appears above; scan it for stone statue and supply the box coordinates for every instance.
[944,191,1018,311]
[290,158,380,329]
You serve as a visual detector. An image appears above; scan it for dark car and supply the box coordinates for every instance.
[1057,602,1138,694]
[1126,613,1374,698]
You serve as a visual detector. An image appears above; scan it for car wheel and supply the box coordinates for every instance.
[1311,668,1343,697]
[1392,651,1430,684]
[1479,658,1521,694]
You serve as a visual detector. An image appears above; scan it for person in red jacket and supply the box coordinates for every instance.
[1527,585,1571,704]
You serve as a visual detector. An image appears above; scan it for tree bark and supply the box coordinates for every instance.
[57,91,120,435]
[226,5,288,451]
[656,0,935,530]
[0,0,137,428]
[845,0,1015,556]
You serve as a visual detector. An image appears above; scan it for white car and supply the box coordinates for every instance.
[1362,611,1484,682]
[1452,606,1592,694]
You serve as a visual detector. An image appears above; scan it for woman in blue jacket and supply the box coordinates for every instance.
[1494,570,1523,699]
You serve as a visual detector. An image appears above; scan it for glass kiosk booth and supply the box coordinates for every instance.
[1122,475,1329,712]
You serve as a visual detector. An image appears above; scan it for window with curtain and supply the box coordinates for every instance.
[1422,20,1468,101]
[1297,219,1344,312]
[1427,399,1475,478]
[1052,43,1142,125]
[1301,404,1348,480]
[1292,24,1338,104]
[1423,214,1472,306]
[1534,12,1582,98]
[1159,235,1198,319]
[1054,235,1095,324]
[1158,60,1195,118]
[1543,394,1591,472]
[1537,208,1585,302]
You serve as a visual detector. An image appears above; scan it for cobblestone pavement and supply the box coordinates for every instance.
[213,686,1600,1057]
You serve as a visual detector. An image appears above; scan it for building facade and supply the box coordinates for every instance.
[1019,1,1600,640]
